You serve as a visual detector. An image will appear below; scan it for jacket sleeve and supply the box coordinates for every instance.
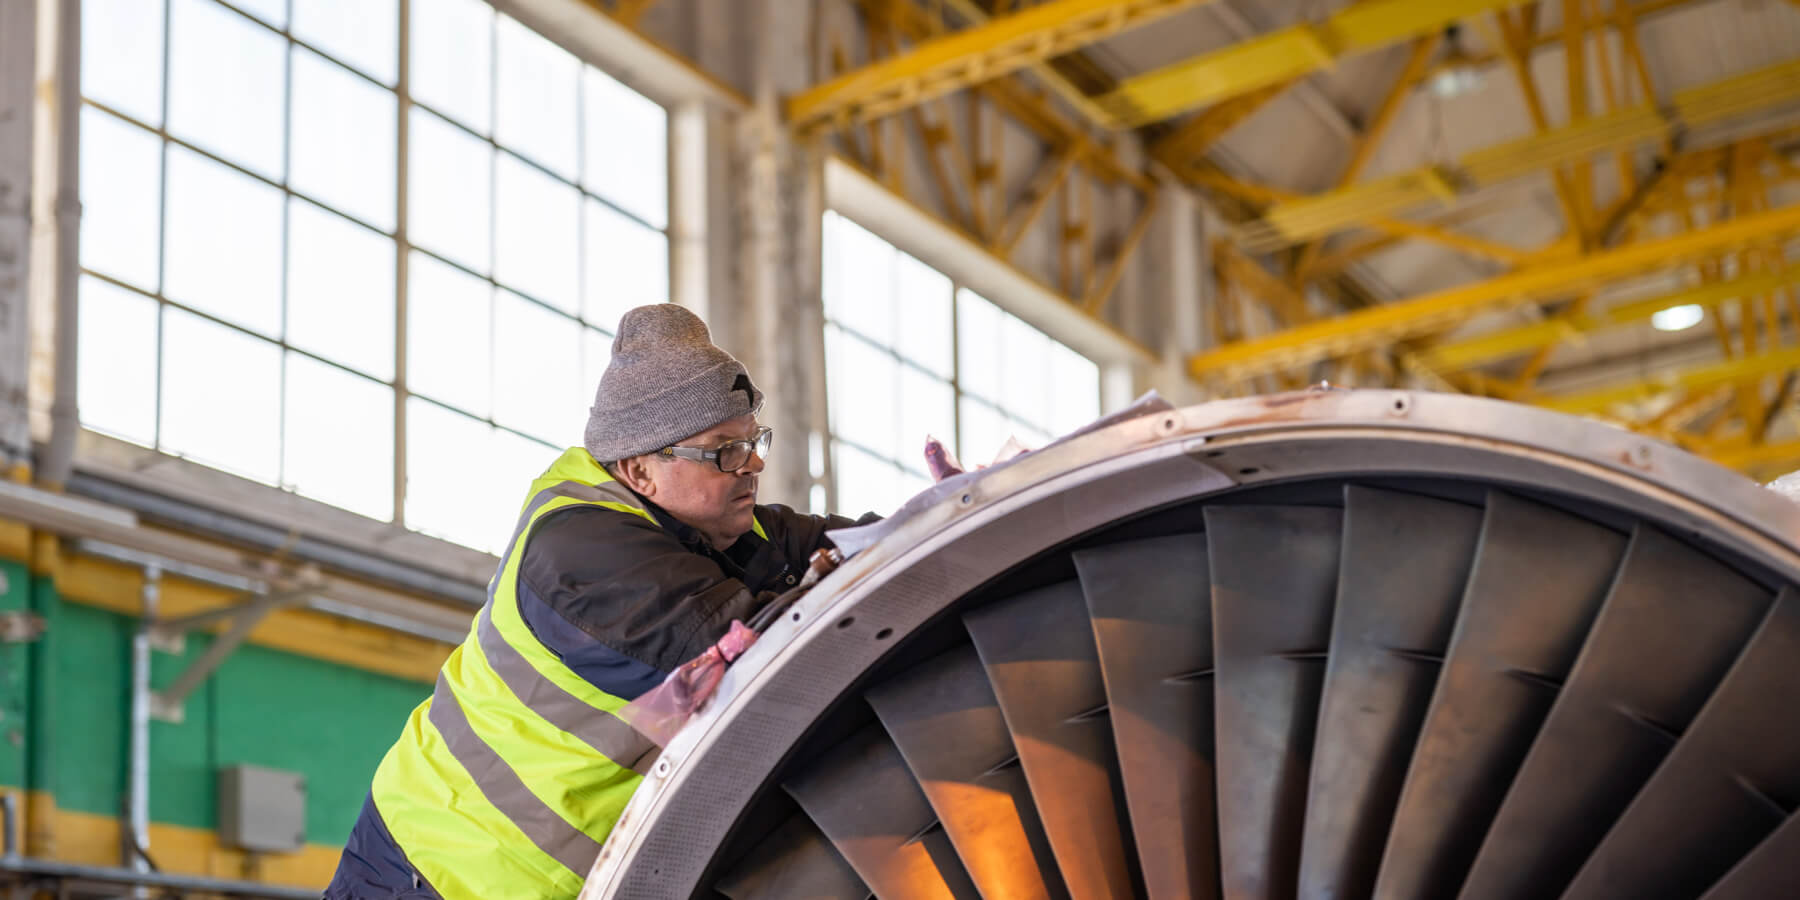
[517,506,768,674]
[755,503,882,564]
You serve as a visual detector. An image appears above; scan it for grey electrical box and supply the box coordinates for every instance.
[218,764,306,852]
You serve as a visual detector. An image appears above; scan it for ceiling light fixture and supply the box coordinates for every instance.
[1651,304,1705,332]
[1424,25,1487,99]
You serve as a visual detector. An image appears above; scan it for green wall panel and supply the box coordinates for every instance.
[0,560,30,789]
[52,601,128,819]
[17,568,429,845]
[214,644,425,843]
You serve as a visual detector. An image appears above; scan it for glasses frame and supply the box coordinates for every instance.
[659,426,773,472]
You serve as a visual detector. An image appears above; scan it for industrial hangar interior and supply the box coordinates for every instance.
[3,0,1800,897]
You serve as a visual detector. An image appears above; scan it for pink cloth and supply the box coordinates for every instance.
[616,620,759,747]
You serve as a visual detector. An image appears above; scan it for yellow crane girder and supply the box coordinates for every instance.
[1537,345,1800,415]
[1093,0,1529,128]
[1419,264,1800,372]
[786,0,1212,132]
[1237,56,1800,251]
[1187,202,1800,383]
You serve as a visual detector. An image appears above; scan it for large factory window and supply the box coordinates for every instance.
[76,0,669,555]
[822,212,1100,517]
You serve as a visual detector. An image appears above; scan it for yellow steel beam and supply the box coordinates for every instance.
[1188,202,1800,382]
[1184,167,1536,264]
[854,0,1153,192]
[932,0,1125,132]
[1150,80,1294,165]
[1236,55,1800,252]
[1095,0,1529,127]
[787,0,1211,132]
[1084,193,1159,314]
[1537,345,1800,415]
[1420,263,1800,371]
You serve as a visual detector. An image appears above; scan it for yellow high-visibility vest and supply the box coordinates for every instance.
[369,446,766,899]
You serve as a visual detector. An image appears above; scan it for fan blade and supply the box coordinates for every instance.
[1699,810,1800,900]
[784,724,981,899]
[964,581,1141,899]
[1205,504,1342,899]
[1562,587,1800,899]
[1299,487,1483,900]
[1376,492,1628,900]
[1073,532,1219,900]
[1458,525,1771,900]
[714,812,873,900]
[866,645,1070,900]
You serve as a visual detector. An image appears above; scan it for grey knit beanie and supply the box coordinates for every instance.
[584,304,764,463]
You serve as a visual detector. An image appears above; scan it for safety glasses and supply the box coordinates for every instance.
[659,426,773,472]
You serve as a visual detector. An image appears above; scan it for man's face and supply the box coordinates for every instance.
[636,414,764,550]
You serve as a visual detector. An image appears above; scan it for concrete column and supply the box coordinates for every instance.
[27,0,80,486]
[731,0,824,510]
[0,0,37,472]
[1153,183,1208,406]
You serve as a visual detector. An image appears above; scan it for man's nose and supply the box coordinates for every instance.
[738,449,766,476]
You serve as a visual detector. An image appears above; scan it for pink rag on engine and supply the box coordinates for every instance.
[616,620,759,748]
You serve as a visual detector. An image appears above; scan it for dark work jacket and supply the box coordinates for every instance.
[326,498,875,899]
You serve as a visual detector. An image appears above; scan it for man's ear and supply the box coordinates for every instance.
[614,454,656,496]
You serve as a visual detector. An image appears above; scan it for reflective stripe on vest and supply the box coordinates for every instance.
[371,447,768,900]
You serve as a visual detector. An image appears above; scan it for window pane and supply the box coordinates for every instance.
[284,353,394,520]
[825,215,896,346]
[1049,343,1100,436]
[832,440,904,518]
[78,276,158,445]
[406,250,491,417]
[957,394,1009,470]
[409,0,493,134]
[160,309,280,484]
[163,147,283,336]
[167,0,286,179]
[83,0,164,125]
[583,199,667,329]
[489,430,558,530]
[230,0,286,28]
[80,108,162,290]
[583,327,612,406]
[288,199,396,379]
[495,152,579,313]
[897,366,953,476]
[408,107,492,273]
[405,398,500,550]
[290,47,397,231]
[582,67,666,228]
[494,15,578,181]
[894,252,952,378]
[493,290,581,447]
[999,312,1051,430]
[291,0,398,85]
[825,326,897,462]
[955,289,1002,404]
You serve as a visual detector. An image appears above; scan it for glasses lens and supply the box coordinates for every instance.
[718,442,749,471]
[755,428,773,456]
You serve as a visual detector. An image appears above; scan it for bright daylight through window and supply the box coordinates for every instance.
[822,211,1100,518]
[77,0,669,554]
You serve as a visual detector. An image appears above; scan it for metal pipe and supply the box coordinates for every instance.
[0,856,319,899]
[0,0,36,472]
[68,537,469,645]
[127,565,156,878]
[2,793,17,859]
[67,473,486,606]
[35,0,79,488]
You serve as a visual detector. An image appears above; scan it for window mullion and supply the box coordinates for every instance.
[393,0,412,527]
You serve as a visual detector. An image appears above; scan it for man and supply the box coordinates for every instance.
[327,304,874,899]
